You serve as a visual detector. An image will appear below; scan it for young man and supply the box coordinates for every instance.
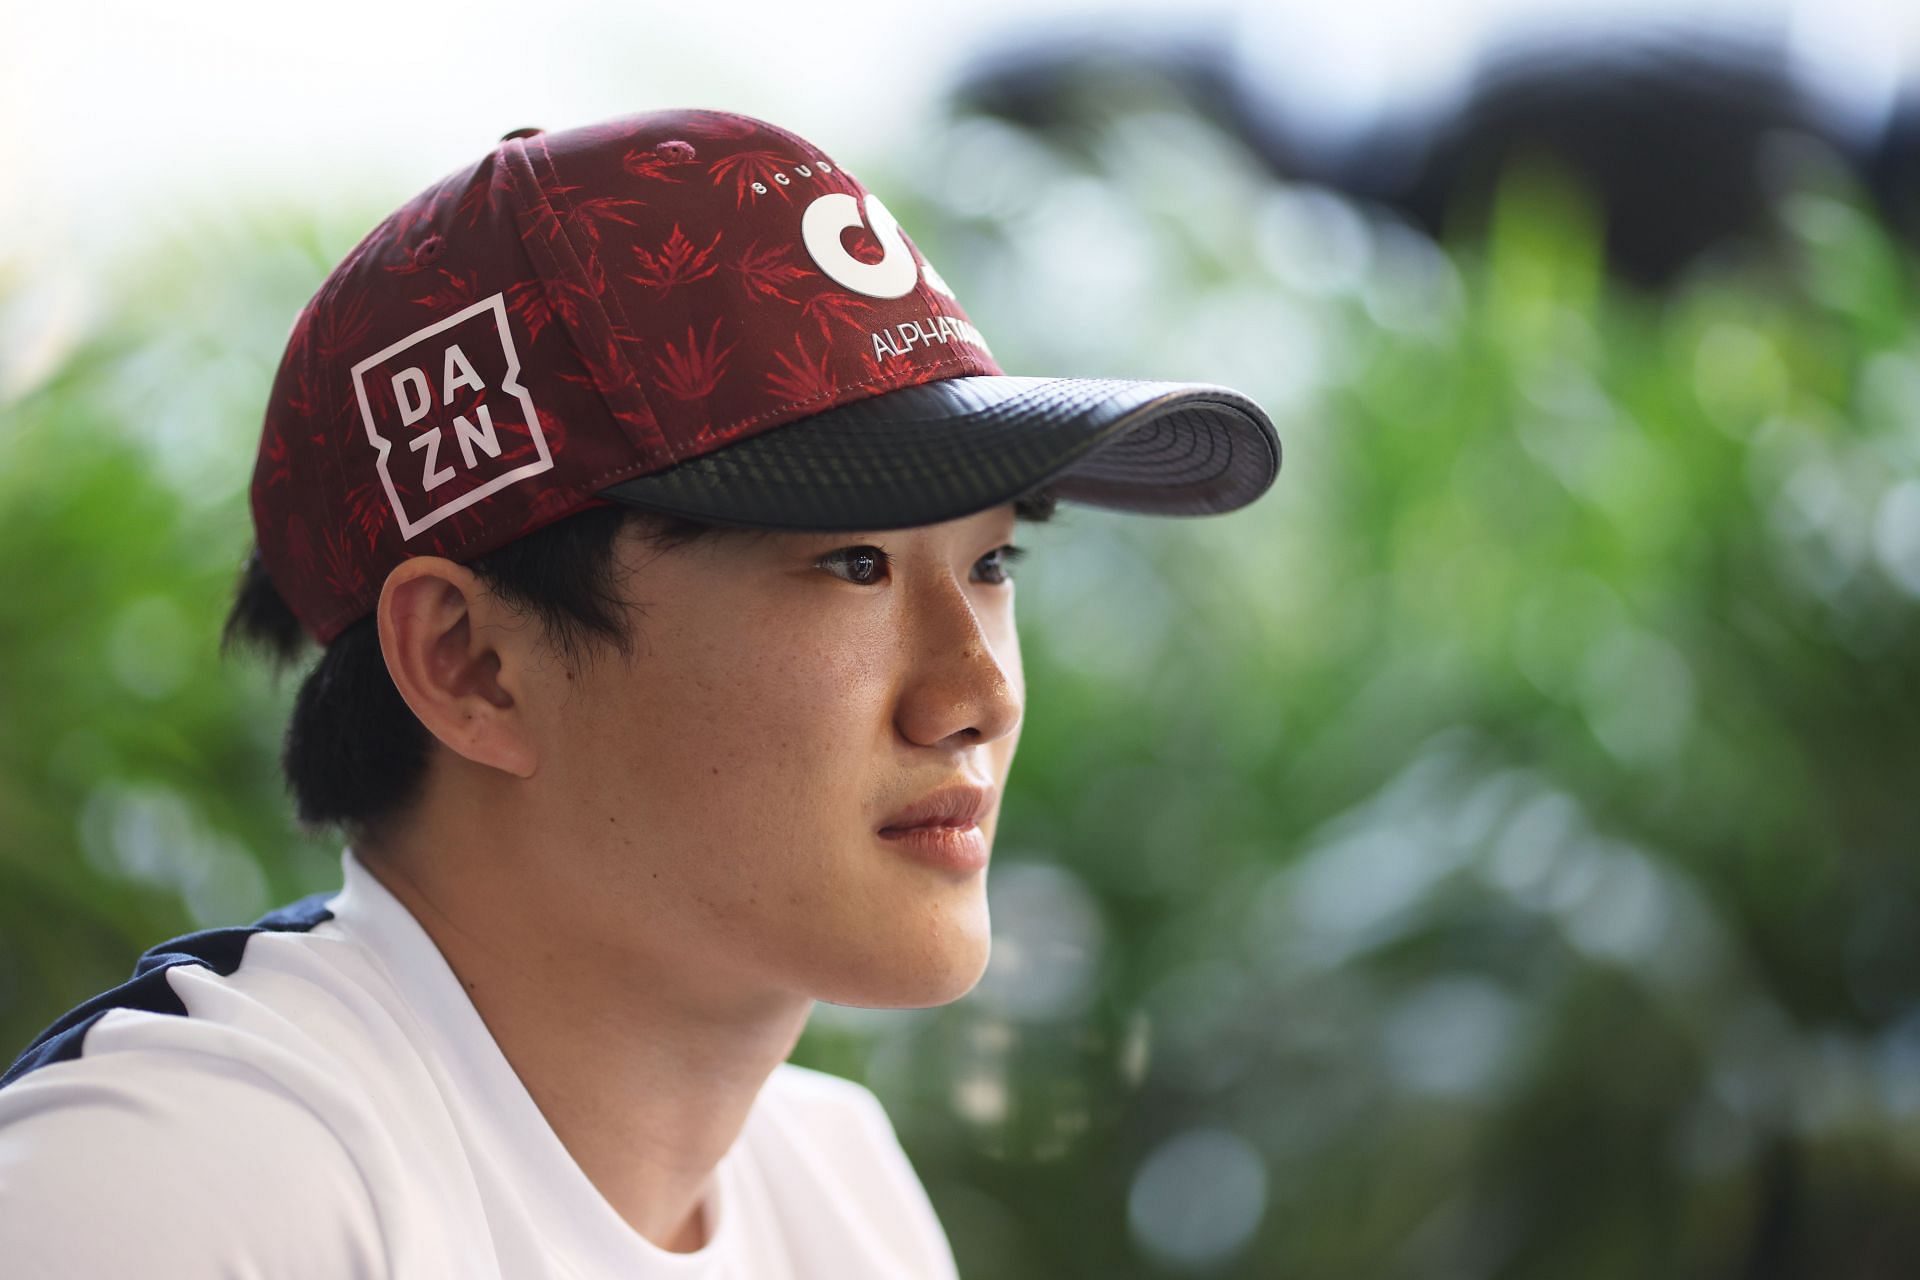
[0,107,1280,1275]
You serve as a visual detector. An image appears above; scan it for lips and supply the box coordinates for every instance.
[879,782,992,833]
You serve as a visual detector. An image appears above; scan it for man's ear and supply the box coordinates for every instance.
[375,556,538,780]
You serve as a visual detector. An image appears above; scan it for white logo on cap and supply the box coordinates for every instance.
[801,191,956,301]
[350,292,554,541]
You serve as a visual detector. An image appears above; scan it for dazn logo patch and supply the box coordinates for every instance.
[350,292,554,540]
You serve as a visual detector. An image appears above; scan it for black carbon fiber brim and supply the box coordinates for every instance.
[593,374,1282,531]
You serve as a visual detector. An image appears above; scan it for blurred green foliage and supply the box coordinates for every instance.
[4,99,1920,1278]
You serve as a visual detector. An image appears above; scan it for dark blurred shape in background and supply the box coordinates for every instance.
[950,10,1916,290]
[1391,29,1813,290]
[1867,86,1920,247]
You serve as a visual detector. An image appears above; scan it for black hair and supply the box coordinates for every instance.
[222,488,1059,851]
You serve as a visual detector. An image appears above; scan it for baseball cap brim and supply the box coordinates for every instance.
[593,374,1281,531]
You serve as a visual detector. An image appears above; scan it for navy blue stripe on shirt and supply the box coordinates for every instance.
[0,890,338,1091]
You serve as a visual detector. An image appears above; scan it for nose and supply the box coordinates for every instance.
[893,571,1022,750]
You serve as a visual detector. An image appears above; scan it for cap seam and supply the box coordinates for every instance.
[528,131,675,463]
[310,281,345,648]
[501,134,674,464]
[313,207,399,456]
[300,302,335,646]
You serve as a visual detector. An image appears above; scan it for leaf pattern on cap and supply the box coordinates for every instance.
[456,160,519,231]
[765,332,837,405]
[708,149,797,208]
[515,180,585,253]
[626,224,723,294]
[559,192,651,248]
[505,278,566,345]
[343,476,393,551]
[554,323,665,438]
[319,523,368,600]
[312,287,373,361]
[406,265,483,314]
[799,290,880,343]
[653,317,738,401]
[730,237,809,306]
[622,146,696,183]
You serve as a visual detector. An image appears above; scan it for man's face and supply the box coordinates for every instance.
[498,501,1026,1010]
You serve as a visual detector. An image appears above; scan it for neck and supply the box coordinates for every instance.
[353,801,814,1252]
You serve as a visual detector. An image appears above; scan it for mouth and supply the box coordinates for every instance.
[878,816,977,834]
[876,818,989,872]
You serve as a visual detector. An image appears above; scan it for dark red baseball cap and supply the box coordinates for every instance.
[249,107,1281,645]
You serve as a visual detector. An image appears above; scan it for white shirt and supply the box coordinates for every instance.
[0,846,961,1279]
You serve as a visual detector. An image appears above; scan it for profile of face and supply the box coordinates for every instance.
[382,501,1027,1014]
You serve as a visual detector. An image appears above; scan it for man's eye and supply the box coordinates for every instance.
[818,545,893,586]
[977,544,1027,585]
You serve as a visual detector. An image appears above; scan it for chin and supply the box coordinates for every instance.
[820,935,992,1010]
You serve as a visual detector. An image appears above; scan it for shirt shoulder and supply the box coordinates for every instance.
[0,886,344,1090]
[0,888,409,1278]
[0,1043,389,1278]
[764,1062,911,1155]
[760,1061,907,1173]
[759,1062,961,1279]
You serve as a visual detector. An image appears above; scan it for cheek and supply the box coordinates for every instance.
[555,622,896,867]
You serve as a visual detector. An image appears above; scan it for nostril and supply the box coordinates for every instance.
[412,234,444,265]
[656,139,696,162]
